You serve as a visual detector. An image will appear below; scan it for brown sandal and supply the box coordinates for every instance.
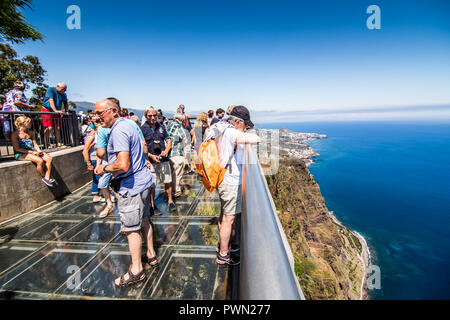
[115,268,146,287]
[141,254,159,267]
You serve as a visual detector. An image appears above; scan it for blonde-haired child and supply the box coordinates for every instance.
[11,116,54,187]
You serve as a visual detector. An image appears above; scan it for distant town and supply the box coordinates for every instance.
[257,128,327,166]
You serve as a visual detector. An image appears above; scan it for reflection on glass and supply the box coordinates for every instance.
[1,244,98,293]
[66,220,121,243]
[179,224,219,247]
[62,248,135,298]
[0,242,41,275]
[193,203,221,217]
[151,253,217,299]
[152,223,179,247]
[7,216,86,242]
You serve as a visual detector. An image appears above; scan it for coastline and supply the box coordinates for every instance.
[265,127,371,299]
[328,210,371,300]
[306,135,371,300]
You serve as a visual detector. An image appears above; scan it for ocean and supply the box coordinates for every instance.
[261,121,450,299]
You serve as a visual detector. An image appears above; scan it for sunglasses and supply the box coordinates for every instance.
[95,107,113,117]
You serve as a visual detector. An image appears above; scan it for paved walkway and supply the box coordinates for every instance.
[0,175,231,300]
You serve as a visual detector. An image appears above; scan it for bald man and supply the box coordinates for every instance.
[178,104,191,127]
[41,82,69,147]
[94,99,158,287]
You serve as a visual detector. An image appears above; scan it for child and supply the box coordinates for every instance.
[11,116,54,187]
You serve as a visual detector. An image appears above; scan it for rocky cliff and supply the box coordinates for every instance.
[266,157,367,300]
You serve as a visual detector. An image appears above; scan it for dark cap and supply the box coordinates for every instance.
[230,105,254,129]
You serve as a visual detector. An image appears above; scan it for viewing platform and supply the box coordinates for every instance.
[0,174,235,299]
[0,130,304,300]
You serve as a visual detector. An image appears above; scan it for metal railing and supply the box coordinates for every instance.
[240,143,305,300]
[0,110,82,159]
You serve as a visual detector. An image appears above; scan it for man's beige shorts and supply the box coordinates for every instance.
[150,161,172,184]
[217,183,242,216]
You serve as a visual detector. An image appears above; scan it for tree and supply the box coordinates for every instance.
[0,0,43,43]
[68,101,77,110]
[0,43,47,105]
[29,83,48,107]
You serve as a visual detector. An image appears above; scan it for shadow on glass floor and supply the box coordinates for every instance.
[0,175,233,300]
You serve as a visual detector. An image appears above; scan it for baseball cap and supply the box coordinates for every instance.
[230,105,254,129]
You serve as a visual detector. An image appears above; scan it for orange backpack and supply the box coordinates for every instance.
[195,139,226,192]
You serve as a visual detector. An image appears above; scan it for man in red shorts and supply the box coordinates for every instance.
[41,82,68,147]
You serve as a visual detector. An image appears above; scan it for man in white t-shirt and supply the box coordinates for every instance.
[213,105,260,265]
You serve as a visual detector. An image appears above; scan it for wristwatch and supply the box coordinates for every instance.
[103,165,109,173]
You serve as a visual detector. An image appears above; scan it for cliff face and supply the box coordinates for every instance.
[266,157,366,300]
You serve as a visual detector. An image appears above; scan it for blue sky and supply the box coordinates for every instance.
[11,0,450,121]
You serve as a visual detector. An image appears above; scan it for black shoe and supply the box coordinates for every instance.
[152,205,162,217]
[216,251,240,266]
[169,202,177,212]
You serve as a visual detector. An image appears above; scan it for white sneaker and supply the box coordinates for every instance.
[92,195,105,203]
[42,178,54,187]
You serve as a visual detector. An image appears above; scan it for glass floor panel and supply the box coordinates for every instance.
[177,218,220,247]
[1,215,92,242]
[141,247,230,300]
[192,202,222,217]
[0,243,102,294]
[0,175,234,300]
[0,242,44,275]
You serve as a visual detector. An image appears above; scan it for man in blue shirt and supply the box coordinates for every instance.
[141,106,177,213]
[94,98,158,287]
[41,82,68,147]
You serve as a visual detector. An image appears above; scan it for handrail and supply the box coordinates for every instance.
[0,110,82,158]
[0,110,71,115]
[240,143,305,300]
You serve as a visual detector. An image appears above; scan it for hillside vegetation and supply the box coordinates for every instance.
[266,157,366,300]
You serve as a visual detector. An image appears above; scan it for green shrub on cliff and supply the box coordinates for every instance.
[267,157,365,300]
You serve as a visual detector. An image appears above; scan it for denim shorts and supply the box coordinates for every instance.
[117,189,150,233]
[98,172,112,189]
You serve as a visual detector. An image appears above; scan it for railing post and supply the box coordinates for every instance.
[71,112,81,146]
